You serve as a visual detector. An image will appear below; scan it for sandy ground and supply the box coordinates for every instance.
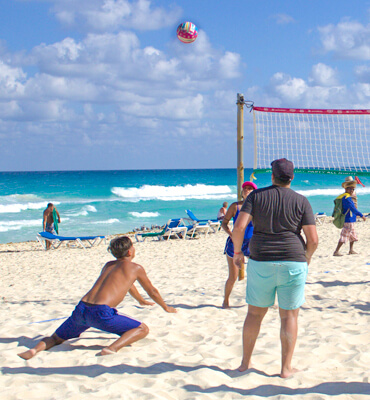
[0,219,369,400]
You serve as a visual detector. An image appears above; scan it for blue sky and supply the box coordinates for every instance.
[0,0,369,171]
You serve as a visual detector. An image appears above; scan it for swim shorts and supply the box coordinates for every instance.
[55,301,142,340]
[246,259,308,310]
[224,236,250,258]
[45,223,56,234]
[339,222,358,243]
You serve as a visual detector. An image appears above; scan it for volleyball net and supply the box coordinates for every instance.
[252,106,370,176]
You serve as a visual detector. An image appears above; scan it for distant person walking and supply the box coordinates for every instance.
[217,202,228,221]
[221,182,256,309]
[333,178,366,256]
[43,203,61,250]
[232,158,318,378]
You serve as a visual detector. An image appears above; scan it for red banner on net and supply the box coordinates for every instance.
[253,106,370,115]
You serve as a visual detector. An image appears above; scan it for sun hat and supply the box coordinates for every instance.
[271,158,294,181]
[342,176,357,188]
[242,181,257,190]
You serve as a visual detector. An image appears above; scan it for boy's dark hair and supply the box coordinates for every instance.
[108,236,133,259]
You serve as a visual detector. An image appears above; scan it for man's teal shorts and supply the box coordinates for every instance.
[246,259,308,310]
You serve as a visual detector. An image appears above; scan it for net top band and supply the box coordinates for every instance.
[253,106,370,115]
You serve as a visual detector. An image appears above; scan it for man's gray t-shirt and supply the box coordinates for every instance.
[241,185,315,262]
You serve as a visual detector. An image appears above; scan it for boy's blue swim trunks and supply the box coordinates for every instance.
[55,301,141,340]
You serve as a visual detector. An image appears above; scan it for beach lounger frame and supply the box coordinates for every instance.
[37,232,106,250]
[135,219,187,242]
[185,209,221,233]
[314,213,327,225]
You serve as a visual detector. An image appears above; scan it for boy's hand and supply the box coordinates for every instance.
[164,306,177,313]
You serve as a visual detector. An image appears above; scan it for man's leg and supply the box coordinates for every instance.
[222,255,239,309]
[238,305,268,371]
[18,333,64,360]
[279,307,300,378]
[99,323,149,355]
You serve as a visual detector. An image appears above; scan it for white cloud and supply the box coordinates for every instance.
[0,61,26,98]
[354,65,370,82]
[318,19,370,60]
[52,0,182,32]
[250,69,370,109]
[309,63,338,86]
[271,13,296,25]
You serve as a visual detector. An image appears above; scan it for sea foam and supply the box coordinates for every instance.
[112,184,234,201]
[129,212,160,218]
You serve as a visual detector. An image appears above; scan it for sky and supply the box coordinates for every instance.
[0,0,369,171]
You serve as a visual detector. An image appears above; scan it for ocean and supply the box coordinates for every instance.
[1,168,369,244]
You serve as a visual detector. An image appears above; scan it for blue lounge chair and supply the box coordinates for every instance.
[37,232,106,250]
[185,209,221,233]
[135,219,187,242]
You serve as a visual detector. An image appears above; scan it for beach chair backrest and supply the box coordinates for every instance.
[185,210,198,221]
[167,219,181,229]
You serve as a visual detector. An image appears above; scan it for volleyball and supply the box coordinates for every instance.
[177,21,198,43]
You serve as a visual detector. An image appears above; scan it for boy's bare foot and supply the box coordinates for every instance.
[18,349,37,360]
[348,250,358,255]
[280,367,300,378]
[97,347,116,356]
[333,252,343,256]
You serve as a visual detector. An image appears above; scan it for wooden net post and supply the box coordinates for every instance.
[236,93,245,280]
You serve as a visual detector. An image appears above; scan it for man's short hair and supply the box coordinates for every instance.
[108,236,132,259]
[223,202,228,207]
[47,203,53,208]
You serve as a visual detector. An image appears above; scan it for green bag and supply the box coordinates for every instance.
[332,193,350,229]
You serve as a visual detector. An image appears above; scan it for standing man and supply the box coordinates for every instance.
[333,178,366,256]
[232,158,318,378]
[43,203,61,249]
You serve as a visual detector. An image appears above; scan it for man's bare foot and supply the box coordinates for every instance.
[222,301,230,309]
[97,347,116,356]
[18,349,37,360]
[348,250,358,255]
[280,367,300,378]
[333,252,343,256]
[237,361,253,372]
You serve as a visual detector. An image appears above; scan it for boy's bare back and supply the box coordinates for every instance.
[82,259,143,308]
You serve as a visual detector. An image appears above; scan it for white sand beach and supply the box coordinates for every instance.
[1,220,369,400]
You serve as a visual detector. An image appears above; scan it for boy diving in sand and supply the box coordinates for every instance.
[18,236,176,360]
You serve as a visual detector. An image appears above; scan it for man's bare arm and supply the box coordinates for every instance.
[136,266,176,313]
[43,213,47,231]
[302,224,319,265]
[232,212,252,268]
[129,284,154,306]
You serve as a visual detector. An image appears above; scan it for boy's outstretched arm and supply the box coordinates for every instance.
[129,284,154,306]
[136,266,176,313]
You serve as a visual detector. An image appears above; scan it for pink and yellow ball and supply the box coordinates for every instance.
[177,21,198,43]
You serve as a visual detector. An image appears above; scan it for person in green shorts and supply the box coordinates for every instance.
[232,158,318,378]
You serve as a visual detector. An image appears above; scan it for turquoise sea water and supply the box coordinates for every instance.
[1,168,369,244]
